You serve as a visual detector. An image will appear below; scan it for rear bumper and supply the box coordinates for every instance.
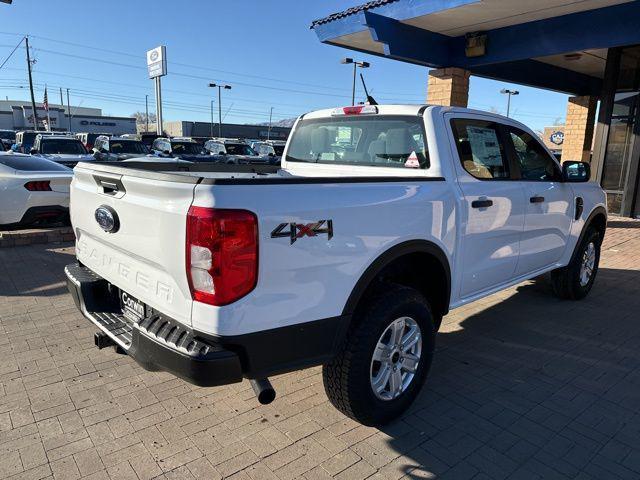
[65,262,350,386]
[65,262,243,387]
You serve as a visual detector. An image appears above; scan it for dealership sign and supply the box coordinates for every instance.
[146,46,167,79]
[80,120,116,127]
[550,131,564,145]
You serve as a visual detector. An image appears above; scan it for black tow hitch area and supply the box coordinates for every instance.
[94,331,116,349]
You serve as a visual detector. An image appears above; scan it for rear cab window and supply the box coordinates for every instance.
[286,114,429,169]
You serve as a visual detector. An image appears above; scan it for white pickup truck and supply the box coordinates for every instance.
[65,105,606,425]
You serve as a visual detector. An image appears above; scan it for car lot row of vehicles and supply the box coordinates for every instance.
[5,130,282,165]
[0,131,284,228]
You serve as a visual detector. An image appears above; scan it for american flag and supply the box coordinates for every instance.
[43,86,49,111]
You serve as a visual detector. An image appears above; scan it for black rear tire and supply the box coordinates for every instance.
[551,226,601,300]
[322,285,435,426]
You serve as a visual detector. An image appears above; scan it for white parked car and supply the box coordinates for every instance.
[65,105,606,425]
[203,140,227,155]
[0,152,72,228]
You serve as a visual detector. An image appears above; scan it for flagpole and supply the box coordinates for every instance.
[44,85,51,132]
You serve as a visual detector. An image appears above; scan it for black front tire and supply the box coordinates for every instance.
[551,226,601,300]
[322,285,435,426]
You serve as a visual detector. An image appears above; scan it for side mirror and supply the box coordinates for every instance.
[562,161,590,182]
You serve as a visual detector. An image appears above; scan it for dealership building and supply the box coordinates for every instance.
[0,100,136,135]
[313,0,640,217]
[157,120,291,141]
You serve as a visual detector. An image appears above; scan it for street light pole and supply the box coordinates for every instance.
[210,100,214,138]
[267,107,273,141]
[341,58,370,106]
[500,88,519,118]
[208,83,232,138]
[145,94,149,133]
[66,88,72,131]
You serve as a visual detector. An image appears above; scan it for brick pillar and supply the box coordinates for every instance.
[562,95,598,162]
[426,68,471,107]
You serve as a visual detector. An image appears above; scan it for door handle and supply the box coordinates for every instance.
[530,196,545,203]
[471,199,493,209]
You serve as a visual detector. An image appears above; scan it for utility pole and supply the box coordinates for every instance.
[66,88,72,131]
[24,36,39,131]
[267,107,273,141]
[59,87,65,130]
[145,94,149,133]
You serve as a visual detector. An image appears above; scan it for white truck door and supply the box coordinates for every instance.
[505,126,573,275]
[447,115,526,298]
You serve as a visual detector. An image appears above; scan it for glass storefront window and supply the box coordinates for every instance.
[600,46,640,215]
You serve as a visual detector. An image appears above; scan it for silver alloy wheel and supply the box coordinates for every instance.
[370,316,422,401]
[579,241,596,287]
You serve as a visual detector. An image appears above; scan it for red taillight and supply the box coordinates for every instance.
[24,181,51,191]
[186,207,258,306]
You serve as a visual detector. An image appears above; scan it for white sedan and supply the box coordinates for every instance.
[0,152,73,228]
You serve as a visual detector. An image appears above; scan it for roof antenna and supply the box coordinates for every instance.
[359,73,378,105]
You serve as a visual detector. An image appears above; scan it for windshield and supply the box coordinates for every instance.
[0,131,15,140]
[226,144,256,155]
[110,141,148,154]
[41,139,88,155]
[171,142,202,154]
[206,142,226,154]
[286,115,429,169]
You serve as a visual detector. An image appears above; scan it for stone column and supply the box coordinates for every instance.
[562,95,598,162]
[426,68,471,107]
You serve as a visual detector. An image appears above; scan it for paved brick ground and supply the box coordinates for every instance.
[1,219,639,479]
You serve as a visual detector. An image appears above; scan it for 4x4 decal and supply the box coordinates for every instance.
[271,220,333,244]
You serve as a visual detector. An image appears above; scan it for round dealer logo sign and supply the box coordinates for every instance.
[150,50,159,62]
[550,131,564,145]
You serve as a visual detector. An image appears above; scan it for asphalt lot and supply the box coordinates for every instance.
[1,220,639,480]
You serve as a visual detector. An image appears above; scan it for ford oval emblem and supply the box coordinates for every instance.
[95,205,119,233]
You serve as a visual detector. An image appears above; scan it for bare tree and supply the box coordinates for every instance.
[132,111,157,125]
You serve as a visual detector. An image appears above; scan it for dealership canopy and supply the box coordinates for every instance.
[311,0,640,95]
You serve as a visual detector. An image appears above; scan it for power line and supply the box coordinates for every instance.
[0,37,23,70]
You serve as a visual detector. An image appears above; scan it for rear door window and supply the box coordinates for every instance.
[450,118,510,179]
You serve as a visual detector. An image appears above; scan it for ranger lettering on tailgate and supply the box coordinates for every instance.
[76,236,174,303]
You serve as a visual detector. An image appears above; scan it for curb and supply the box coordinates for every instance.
[0,227,75,248]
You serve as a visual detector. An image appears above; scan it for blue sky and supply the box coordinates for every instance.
[0,0,569,131]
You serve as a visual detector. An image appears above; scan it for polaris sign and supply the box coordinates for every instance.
[80,120,117,127]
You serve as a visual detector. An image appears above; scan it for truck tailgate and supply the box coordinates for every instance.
[70,165,197,326]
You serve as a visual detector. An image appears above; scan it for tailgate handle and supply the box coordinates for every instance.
[94,175,125,196]
[100,181,119,194]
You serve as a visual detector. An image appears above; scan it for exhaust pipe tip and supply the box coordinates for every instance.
[250,378,276,405]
